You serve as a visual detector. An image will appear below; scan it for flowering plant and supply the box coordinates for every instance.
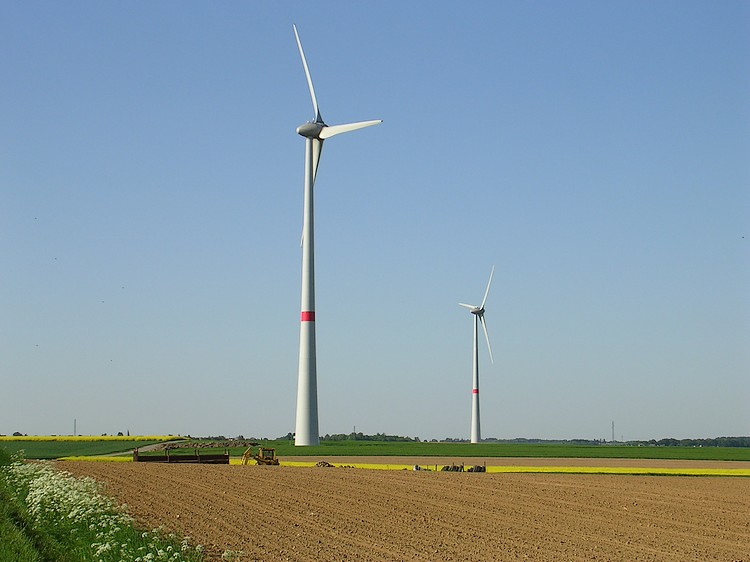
[1,458,203,561]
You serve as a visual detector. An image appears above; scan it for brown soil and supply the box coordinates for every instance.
[61,460,750,562]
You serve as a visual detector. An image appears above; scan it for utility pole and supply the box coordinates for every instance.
[611,421,615,443]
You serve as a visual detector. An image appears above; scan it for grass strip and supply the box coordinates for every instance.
[1,455,205,561]
[0,449,56,561]
[0,481,41,562]
[0,510,41,562]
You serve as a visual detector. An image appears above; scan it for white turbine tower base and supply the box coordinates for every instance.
[292,25,381,446]
[459,266,495,444]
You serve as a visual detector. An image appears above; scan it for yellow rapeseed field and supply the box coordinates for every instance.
[269,460,750,477]
[485,466,750,477]
[46,456,750,476]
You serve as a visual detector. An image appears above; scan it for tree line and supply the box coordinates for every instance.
[322,432,420,442]
[629,436,750,448]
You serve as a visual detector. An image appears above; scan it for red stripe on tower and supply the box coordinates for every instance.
[472,389,479,394]
[301,311,316,322]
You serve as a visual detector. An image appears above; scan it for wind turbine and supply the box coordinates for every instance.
[292,25,381,446]
[459,266,495,444]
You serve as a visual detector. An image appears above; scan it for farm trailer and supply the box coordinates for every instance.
[133,448,230,464]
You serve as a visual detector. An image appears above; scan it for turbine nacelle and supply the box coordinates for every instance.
[459,303,484,316]
[297,121,325,139]
[459,265,496,364]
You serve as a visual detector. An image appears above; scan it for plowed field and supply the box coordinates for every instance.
[62,460,750,561]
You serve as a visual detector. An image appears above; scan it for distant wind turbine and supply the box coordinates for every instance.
[292,25,382,446]
[459,266,495,444]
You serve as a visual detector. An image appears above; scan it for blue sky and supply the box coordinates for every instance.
[2,2,748,441]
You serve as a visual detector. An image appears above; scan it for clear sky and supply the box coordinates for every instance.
[2,2,748,442]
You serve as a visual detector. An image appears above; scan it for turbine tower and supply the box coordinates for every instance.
[293,25,381,446]
[459,266,495,444]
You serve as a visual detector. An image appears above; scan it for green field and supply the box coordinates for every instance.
[274,440,750,460]
[0,440,166,459]
[4,438,749,461]
[149,440,750,462]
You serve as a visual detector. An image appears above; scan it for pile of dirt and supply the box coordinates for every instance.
[159,440,259,451]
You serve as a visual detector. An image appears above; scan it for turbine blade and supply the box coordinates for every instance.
[293,24,322,123]
[311,138,323,184]
[480,315,494,364]
[301,139,323,248]
[319,120,382,139]
[459,303,476,310]
[480,265,495,309]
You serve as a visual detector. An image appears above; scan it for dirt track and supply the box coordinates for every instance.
[62,460,750,561]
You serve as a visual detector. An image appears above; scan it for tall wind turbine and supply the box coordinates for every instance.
[292,25,381,446]
[459,266,495,444]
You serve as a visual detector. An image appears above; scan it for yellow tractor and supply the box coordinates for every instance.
[241,446,279,466]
